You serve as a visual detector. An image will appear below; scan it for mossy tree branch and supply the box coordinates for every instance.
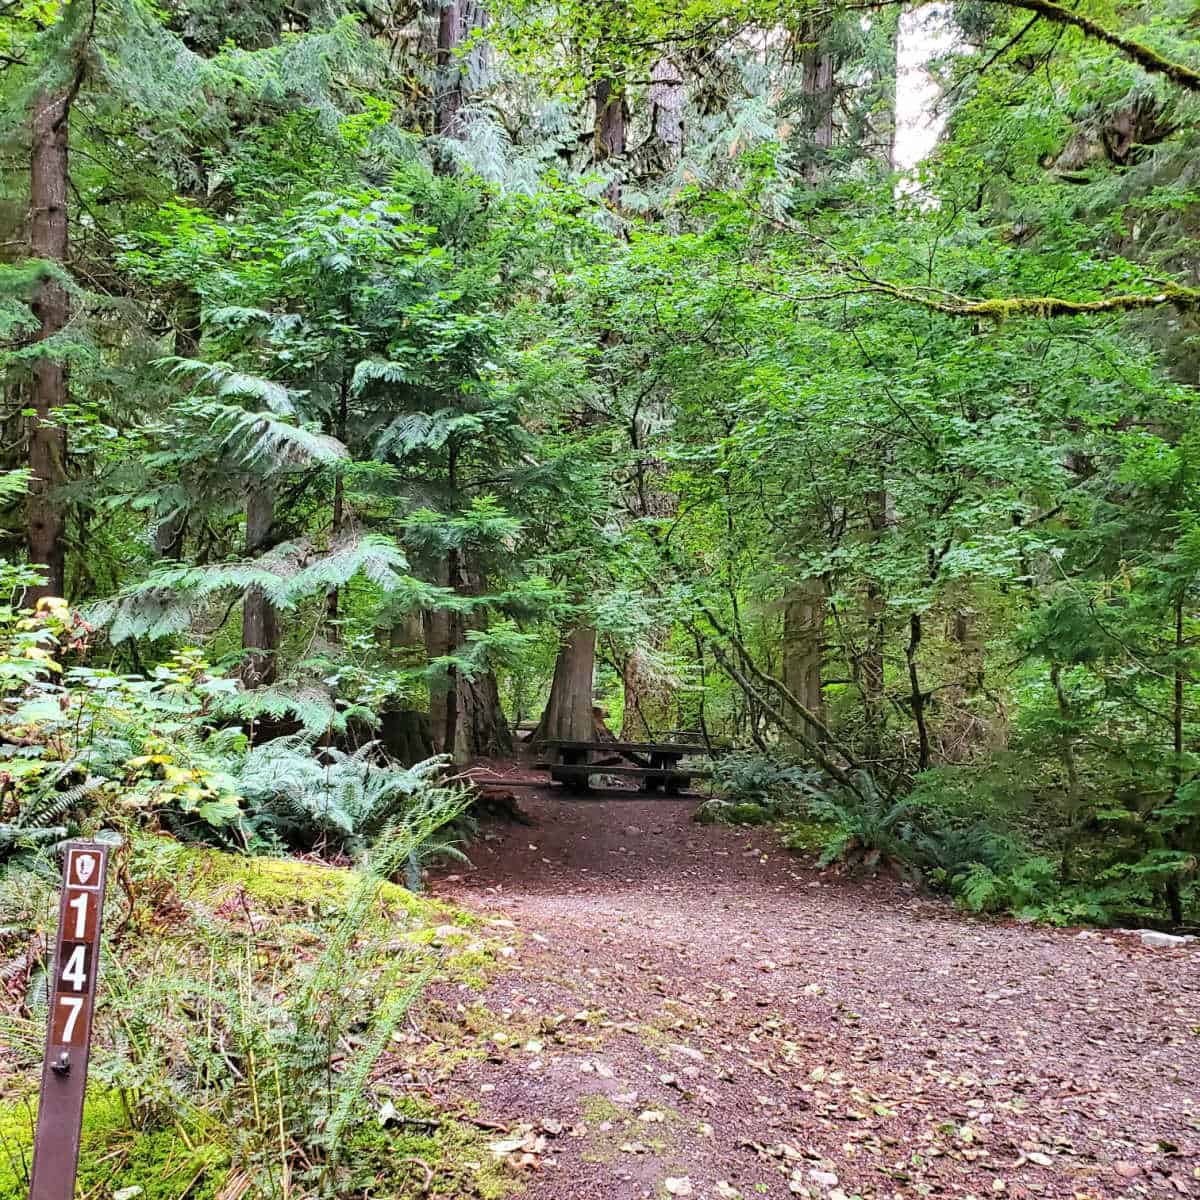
[987,0,1200,93]
[858,278,1200,320]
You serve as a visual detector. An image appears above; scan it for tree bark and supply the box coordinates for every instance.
[241,482,277,689]
[782,577,826,738]
[594,74,627,204]
[951,607,984,697]
[533,625,596,748]
[454,665,512,760]
[25,86,73,603]
[449,556,512,761]
[434,0,487,137]
[907,613,930,770]
[799,19,835,180]
[423,563,454,753]
[648,56,684,166]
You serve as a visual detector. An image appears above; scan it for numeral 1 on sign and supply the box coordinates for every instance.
[29,842,110,1200]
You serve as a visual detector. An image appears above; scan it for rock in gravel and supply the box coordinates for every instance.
[808,1168,840,1189]
[1130,928,1195,948]
[665,1179,694,1196]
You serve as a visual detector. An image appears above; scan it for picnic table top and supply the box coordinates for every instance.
[546,739,714,756]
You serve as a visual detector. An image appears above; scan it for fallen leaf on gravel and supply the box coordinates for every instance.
[619,1141,647,1154]
[1113,1162,1139,1179]
[665,1178,693,1196]
[639,1109,665,1122]
[1025,1152,1053,1167]
[488,1137,526,1158]
[716,1185,741,1199]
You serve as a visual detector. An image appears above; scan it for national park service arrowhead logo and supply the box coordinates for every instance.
[72,853,97,886]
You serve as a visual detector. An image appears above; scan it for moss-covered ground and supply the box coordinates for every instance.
[0,836,518,1200]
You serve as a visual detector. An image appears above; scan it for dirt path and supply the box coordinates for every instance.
[424,785,1200,1200]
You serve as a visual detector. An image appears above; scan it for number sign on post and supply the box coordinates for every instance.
[29,842,110,1200]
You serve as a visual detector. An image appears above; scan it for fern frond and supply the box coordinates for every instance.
[203,403,347,470]
[0,469,31,505]
[163,357,296,414]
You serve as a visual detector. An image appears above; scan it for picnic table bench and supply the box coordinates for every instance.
[545,739,716,796]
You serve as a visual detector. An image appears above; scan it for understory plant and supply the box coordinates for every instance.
[0,581,473,872]
[735,746,1199,926]
[0,822,482,1199]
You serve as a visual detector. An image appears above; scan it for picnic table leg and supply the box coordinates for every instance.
[553,746,591,792]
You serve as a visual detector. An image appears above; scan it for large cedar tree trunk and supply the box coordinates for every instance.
[533,626,596,748]
[26,86,72,603]
[424,592,453,753]
[424,553,512,761]
[450,557,512,761]
[241,483,277,688]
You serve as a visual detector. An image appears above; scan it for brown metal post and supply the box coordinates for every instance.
[29,842,110,1200]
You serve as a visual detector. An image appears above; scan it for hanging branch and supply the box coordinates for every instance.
[696,598,857,763]
[755,211,1200,322]
[992,0,1200,92]
[851,278,1200,320]
[703,637,866,799]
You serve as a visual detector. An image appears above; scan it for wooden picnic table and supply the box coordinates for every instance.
[545,739,715,796]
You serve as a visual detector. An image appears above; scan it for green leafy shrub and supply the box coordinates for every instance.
[0,586,472,877]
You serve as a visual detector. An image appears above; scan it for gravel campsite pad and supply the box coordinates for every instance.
[416,784,1200,1200]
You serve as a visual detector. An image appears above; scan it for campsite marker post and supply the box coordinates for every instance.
[28,841,110,1200]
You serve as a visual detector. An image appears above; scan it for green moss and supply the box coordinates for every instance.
[0,1091,231,1200]
[172,842,442,920]
[779,817,835,854]
[694,800,772,826]
[444,944,502,990]
[345,1094,516,1199]
[578,1096,683,1166]
[578,1094,629,1165]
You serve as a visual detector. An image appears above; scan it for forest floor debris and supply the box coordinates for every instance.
[422,782,1200,1200]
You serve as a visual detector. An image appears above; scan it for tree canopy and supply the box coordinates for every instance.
[2,0,1200,926]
